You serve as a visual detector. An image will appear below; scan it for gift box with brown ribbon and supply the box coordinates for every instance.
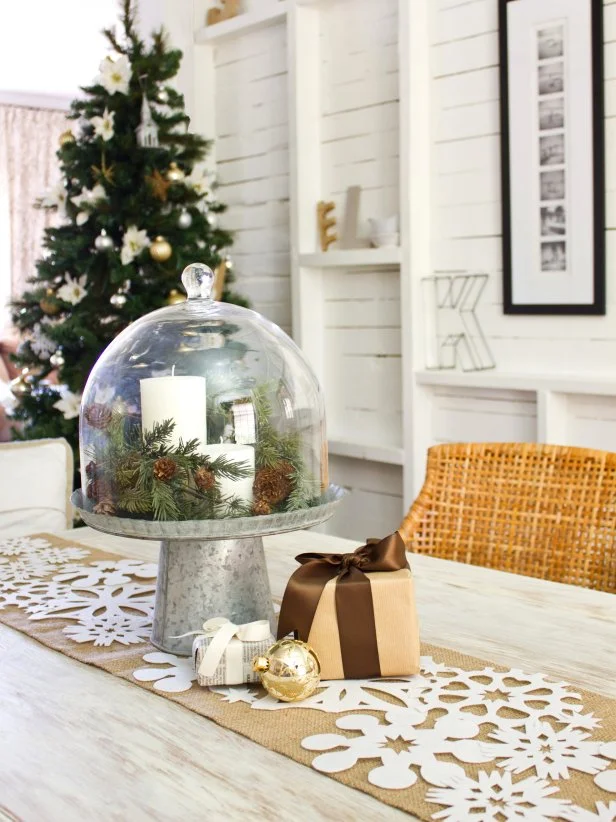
[277,532,420,680]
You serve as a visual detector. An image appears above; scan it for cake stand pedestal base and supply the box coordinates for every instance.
[151,536,274,656]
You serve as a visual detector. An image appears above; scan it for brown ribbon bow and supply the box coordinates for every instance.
[277,532,408,679]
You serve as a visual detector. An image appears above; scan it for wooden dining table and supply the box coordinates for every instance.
[1,526,615,821]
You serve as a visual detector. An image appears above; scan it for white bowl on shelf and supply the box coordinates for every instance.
[371,232,399,248]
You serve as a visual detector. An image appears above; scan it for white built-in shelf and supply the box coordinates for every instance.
[415,370,616,397]
[195,2,288,45]
[299,248,402,269]
[328,438,405,466]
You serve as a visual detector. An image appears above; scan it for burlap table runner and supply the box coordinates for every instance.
[1,533,615,821]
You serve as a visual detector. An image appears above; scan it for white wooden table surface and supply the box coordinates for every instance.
[1,527,615,822]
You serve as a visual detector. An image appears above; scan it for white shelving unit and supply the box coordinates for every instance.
[193,0,615,537]
[194,0,430,532]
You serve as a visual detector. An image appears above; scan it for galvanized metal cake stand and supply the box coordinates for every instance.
[72,486,345,656]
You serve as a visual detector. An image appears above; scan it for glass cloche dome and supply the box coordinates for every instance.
[79,263,327,522]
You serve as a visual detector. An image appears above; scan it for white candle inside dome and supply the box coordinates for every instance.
[202,442,255,506]
[140,375,206,450]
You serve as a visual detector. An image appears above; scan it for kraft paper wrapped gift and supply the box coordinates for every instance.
[277,532,420,680]
[192,617,274,687]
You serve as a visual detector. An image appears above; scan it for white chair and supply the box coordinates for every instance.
[0,438,73,537]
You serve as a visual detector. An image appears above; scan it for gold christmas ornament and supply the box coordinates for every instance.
[150,236,172,263]
[9,369,33,398]
[252,638,321,702]
[40,288,60,315]
[166,162,185,183]
[59,129,74,147]
[166,289,186,305]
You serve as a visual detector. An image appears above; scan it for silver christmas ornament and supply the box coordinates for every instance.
[50,349,65,368]
[206,212,218,228]
[94,230,114,252]
[225,257,234,271]
[110,292,127,308]
[158,88,169,104]
[178,209,192,229]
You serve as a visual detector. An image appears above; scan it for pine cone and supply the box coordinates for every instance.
[85,460,97,478]
[194,466,215,492]
[153,457,177,481]
[84,403,113,430]
[253,499,272,516]
[93,499,116,516]
[253,462,294,505]
[86,478,112,500]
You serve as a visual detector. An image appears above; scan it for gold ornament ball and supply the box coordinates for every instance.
[10,369,33,398]
[150,236,172,263]
[40,288,60,315]
[253,638,321,703]
[166,289,186,305]
[166,162,185,183]
[59,129,74,147]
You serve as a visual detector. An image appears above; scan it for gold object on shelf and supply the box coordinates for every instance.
[207,0,240,26]
[317,201,337,251]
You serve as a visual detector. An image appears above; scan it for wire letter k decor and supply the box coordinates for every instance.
[421,273,495,372]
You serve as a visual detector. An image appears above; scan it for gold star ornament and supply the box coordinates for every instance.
[146,169,171,201]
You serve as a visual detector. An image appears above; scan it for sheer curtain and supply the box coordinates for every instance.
[0,105,68,331]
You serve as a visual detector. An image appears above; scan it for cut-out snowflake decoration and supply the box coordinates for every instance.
[488,719,608,780]
[0,536,52,556]
[420,665,585,727]
[253,674,431,714]
[0,580,73,613]
[302,712,492,790]
[28,582,155,623]
[562,801,616,821]
[0,554,57,586]
[53,559,157,588]
[595,741,616,793]
[38,546,91,564]
[425,770,572,821]
[133,652,196,693]
[210,685,259,705]
[63,615,151,647]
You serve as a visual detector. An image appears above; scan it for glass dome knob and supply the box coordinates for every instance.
[181,263,215,300]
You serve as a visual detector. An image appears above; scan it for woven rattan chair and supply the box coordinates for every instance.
[399,442,616,593]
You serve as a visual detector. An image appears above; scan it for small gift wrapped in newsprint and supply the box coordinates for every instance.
[277,532,420,680]
[192,617,274,687]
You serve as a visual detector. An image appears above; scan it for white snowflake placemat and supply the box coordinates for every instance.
[1,533,615,822]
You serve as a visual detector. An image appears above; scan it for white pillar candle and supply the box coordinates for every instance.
[140,376,206,450]
[202,442,255,506]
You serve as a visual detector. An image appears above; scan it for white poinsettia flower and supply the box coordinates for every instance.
[40,181,68,217]
[71,184,107,209]
[97,55,131,95]
[120,225,150,265]
[90,108,115,141]
[53,387,82,420]
[72,184,107,225]
[186,166,212,197]
[57,274,88,305]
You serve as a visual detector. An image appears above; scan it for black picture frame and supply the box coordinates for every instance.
[499,0,605,315]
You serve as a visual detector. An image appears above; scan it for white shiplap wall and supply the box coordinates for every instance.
[427,0,616,452]
[431,0,616,373]
[214,23,291,333]
[319,0,404,540]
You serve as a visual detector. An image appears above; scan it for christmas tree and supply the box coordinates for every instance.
[9,0,246,476]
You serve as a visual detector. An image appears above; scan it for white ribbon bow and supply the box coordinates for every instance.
[192,617,271,678]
